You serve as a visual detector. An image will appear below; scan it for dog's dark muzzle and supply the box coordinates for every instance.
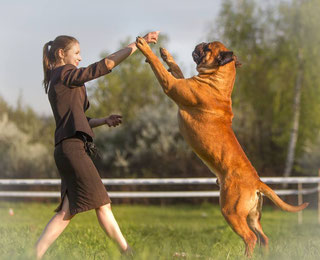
[192,42,208,65]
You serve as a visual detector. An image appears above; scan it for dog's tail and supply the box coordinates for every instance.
[258,181,309,212]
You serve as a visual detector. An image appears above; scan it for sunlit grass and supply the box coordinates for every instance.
[0,202,320,259]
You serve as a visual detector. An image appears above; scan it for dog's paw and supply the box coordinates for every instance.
[136,36,149,51]
[160,47,174,63]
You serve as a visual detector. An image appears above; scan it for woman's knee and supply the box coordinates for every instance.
[58,195,74,220]
[57,209,74,220]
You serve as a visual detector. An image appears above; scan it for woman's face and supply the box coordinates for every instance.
[62,42,82,67]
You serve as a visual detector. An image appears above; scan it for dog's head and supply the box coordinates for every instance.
[192,41,241,74]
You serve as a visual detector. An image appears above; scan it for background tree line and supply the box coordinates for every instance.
[1,0,320,180]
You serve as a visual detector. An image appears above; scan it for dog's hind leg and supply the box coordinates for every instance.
[223,213,257,257]
[247,193,269,251]
[220,189,260,257]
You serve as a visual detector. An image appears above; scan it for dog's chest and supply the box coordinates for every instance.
[177,109,209,142]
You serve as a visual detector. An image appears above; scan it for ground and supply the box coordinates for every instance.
[0,202,320,259]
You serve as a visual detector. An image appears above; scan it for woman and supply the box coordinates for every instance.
[36,31,159,259]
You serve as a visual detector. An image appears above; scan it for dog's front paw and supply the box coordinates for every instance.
[136,36,150,52]
[160,47,174,63]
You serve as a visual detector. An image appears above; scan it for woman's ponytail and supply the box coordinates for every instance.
[43,41,53,94]
[42,36,78,94]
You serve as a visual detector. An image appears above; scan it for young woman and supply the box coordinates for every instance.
[36,31,159,259]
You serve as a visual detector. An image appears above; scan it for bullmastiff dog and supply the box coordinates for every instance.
[135,37,308,257]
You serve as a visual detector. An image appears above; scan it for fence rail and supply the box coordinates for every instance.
[1,177,320,198]
[1,177,320,186]
[0,188,319,199]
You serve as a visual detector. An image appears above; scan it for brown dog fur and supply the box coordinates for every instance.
[136,37,308,257]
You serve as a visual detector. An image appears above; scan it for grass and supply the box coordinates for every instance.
[1,201,320,259]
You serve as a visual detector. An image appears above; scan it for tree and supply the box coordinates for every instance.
[276,0,320,177]
[0,113,55,178]
[0,95,56,178]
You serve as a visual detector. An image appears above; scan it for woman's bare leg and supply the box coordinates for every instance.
[95,203,128,252]
[35,195,74,259]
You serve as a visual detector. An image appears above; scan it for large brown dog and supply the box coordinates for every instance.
[136,37,309,257]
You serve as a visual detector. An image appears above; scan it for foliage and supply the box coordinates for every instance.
[0,96,56,178]
[275,0,320,174]
[1,202,320,259]
[296,136,320,175]
[0,113,55,178]
[93,103,210,178]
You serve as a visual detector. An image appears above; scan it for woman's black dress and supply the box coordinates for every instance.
[48,60,112,214]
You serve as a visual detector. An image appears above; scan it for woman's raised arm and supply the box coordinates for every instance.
[104,31,159,71]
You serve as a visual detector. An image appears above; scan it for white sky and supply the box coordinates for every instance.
[0,0,221,115]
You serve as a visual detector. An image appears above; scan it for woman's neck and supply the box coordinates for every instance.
[53,60,65,69]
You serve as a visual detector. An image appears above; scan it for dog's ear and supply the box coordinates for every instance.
[233,55,242,68]
[216,51,234,66]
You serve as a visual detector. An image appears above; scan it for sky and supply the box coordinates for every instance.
[0,0,222,115]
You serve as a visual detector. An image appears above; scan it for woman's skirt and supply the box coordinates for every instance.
[54,136,111,215]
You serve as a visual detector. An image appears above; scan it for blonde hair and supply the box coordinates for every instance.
[42,35,78,93]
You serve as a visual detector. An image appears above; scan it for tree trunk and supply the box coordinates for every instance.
[283,49,303,184]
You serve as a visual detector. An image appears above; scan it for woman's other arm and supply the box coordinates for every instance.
[88,115,122,128]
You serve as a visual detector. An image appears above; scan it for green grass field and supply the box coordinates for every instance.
[1,202,320,260]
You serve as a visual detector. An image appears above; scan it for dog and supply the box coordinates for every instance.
[136,37,309,257]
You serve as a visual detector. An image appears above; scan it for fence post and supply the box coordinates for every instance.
[318,169,320,224]
[298,182,303,224]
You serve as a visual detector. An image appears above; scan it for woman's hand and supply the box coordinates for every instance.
[105,114,122,127]
[143,31,160,44]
